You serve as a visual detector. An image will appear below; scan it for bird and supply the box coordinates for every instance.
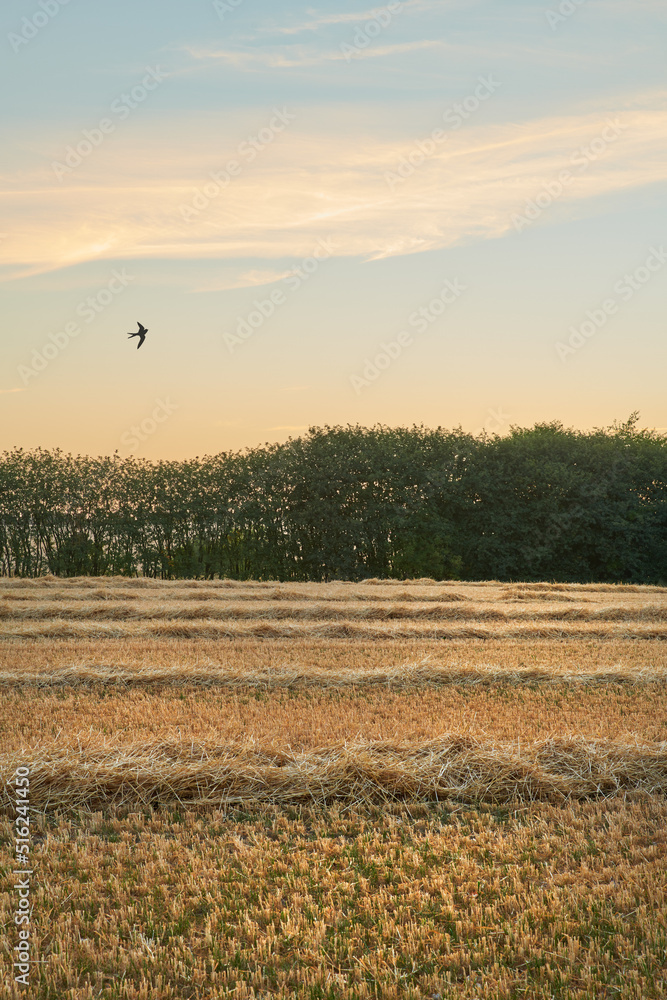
[127,322,148,349]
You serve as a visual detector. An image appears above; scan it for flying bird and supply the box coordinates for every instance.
[127,322,148,349]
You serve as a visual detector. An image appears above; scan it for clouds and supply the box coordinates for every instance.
[282,1,445,29]
[190,269,294,292]
[188,0,464,74]
[186,38,443,69]
[2,99,666,280]
[2,0,666,460]
[236,0,453,36]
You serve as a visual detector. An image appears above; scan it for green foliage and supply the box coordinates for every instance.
[0,417,665,582]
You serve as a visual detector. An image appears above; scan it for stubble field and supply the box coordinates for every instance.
[1,577,666,999]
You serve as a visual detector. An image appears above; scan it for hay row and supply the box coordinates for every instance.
[2,619,666,640]
[359,580,665,592]
[2,576,664,593]
[0,589,469,604]
[0,589,601,604]
[499,592,593,603]
[3,735,666,812]
[1,577,275,590]
[3,660,666,689]
[2,601,664,622]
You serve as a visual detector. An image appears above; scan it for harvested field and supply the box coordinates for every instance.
[1,578,666,998]
[4,734,667,813]
[6,620,667,641]
[1,798,665,999]
[1,577,666,642]
[2,637,665,688]
[4,683,667,752]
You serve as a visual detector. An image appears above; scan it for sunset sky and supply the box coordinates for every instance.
[1,0,666,458]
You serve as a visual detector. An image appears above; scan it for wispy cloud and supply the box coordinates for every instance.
[273,0,446,34]
[2,101,666,277]
[186,39,442,69]
[190,269,293,292]
[0,387,27,394]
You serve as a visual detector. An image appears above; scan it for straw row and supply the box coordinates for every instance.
[3,600,665,621]
[3,735,666,812]
[0,589,469,604]
[3,660,666,689]
[2,575,664,592]
[2,619,666,640]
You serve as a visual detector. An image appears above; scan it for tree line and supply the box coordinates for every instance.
[1,416,665,583]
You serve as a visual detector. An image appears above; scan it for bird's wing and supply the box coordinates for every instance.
[137,333,146,348]
[138,322,147,334]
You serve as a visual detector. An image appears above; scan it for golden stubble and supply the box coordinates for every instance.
[0,797,665,999]
[2,578,667,997]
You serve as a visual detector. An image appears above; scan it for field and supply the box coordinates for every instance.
[1,578,666,999]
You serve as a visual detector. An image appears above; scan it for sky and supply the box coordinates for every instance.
[1,0,666,459]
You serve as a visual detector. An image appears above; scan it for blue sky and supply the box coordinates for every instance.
[1,0,666,456]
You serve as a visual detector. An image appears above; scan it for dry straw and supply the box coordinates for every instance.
[3,735,666,813]
[3,600,666,621]
[2,577,664,642]
[3,659,666,689]
[3,619,666,640]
